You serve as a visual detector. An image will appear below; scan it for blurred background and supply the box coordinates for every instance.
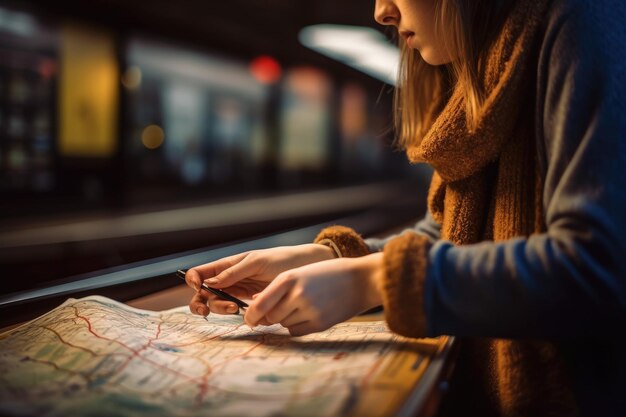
[0,0,431,307]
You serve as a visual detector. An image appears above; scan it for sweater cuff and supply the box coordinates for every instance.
[314,226,370,258]
[381,232,431,338]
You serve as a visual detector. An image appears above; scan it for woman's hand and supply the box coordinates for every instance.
[186,244,335,316]
[244,252,385,336]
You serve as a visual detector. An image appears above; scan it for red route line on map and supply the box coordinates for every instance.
[72,306,137,352]
[193,334,267,405]
[70,306,197,382]
[194,376,210,406]
[167,323,246,348]
[211,334,266,370]
[36,305,393,406]
[178,331,383,402]
[65,304,317,403]
[23,356,91,383]
[16,303,260,402]
[153,322,162,340]
[98,316,243,389]
[112,322,164,376]
[166,335,267,404]
[39,326,103,357]
[165,340,377,403]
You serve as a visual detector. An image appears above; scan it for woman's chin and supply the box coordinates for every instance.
[419,48,453,66]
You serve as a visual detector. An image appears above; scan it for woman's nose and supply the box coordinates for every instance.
[374,0,399,26]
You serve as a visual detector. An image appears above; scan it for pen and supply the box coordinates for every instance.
[175,269,249,310]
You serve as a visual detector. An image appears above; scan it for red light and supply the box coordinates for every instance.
[38,59,57,80]
[249,55,282,85]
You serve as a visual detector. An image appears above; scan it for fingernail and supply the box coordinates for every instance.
[227,304,238,313]
[205,278,219,285]
[196,307,204,316]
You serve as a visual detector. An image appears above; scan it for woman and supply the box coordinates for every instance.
[186,0,626,415]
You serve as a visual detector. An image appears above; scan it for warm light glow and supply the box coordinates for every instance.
[59,25,119,157]
[141,125,164,149]
[121,66,142,89]
[249,55,282,85]
[299,25,399,86]
[285,66,329,102]
[340,83,367,142]
[280,67,331,171]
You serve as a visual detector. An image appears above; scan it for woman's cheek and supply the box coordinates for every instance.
[419,45,453,66]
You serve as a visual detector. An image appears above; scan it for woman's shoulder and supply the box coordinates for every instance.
[544,0,626,48]
[547,0,625,19]
[539,0,625,82]
[535,0,626,181]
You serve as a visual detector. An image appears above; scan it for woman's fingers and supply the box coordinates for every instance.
[189,292,209,316]
[184,268,204,292]
[189,291,241,316]
[279,309,306,328]
[208,254,262,288]
[187,252,248,289]
[209,299,241,315]
[285,321,316,337]
[245,276,294,327]
[199,287,243,315]
[254,317,272,326]
[260,294,298,326]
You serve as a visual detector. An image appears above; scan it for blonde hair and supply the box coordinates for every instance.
[394,0,515,148]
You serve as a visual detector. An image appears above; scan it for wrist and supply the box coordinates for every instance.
[356,252,384,309]
[316,238,342,258]
[301,243,336,262]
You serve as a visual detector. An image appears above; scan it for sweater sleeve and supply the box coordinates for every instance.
[314,225,371,258]
[382,0,626,339]
[364,209,441,253]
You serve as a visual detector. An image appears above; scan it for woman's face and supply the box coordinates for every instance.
[374,0,452,65]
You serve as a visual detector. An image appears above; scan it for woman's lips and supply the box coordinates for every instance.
[400,31,415,47]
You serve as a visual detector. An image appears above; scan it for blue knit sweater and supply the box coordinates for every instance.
[366,0,626,414]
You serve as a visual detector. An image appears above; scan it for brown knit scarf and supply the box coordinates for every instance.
[406,0,577,415]
[407,0,546,244]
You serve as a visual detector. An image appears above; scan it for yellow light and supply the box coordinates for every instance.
[122,66,142,90]
[141,125,164,149]
[59,25,119,157]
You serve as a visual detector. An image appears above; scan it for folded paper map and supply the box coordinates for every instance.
[0,296,443,417]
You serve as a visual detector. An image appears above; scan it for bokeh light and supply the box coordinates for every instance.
[121,66,142,90]
[249,55,282,85]
[141,124,164,149]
